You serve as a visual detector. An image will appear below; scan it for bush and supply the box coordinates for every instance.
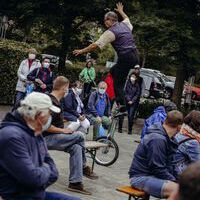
[0,39,32,104]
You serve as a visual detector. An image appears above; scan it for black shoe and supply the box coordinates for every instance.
[118,128,123,133]
[67,182,91,195]
[128,131,132,135]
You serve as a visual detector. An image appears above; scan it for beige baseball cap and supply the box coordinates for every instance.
[21,92,60,113]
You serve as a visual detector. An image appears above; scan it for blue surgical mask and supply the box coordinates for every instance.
[76,88,82,96]
[42,116,52,132]
[99,88,106,94]
[43,63,50,68]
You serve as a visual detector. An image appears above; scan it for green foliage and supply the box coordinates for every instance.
[0,39,31,104]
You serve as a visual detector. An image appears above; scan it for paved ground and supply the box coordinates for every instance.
[0,106,159,200]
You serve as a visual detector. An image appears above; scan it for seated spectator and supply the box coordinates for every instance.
[129,110,183,199]
[168,162,200,200]
[79,60,96,99]
[63,81,90,133]
[173,110,200,177]
[124,71,140,134]
[43,76,98,195]
[141,101,177,139]
[15,48,41,107]
[27,57,54,93]
[0,92,80,200]
[87,81,112,140]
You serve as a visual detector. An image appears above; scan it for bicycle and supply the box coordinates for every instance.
[94,106,127,166]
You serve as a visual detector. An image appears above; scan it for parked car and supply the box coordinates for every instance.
[140,69,164,98]
[184,83,200,101]
[141,68,175,99]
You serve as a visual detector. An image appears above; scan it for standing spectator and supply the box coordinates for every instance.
[87,81,112,140]
[27,57,54,93]
[173,110,200,177]
[79,60,96,99]
[0,92,81,200]
[104,72,115,109]
[15,48,41,106]
[44,76,98,195]
[141,101,177,139]
[73,2,139,105]
[129,111,183,199]
[124,72,140,134]
[63,81,90,133]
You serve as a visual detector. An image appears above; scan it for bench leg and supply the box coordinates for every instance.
[91,149,97,172]
[128,195,132,200]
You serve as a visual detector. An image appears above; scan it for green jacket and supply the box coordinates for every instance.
[79,67,96,83]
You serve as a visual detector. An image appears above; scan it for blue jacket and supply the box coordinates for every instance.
[63,89,84,121]
[27,67,54,93]
[141,106,167,139]
[124,80,140,103]
[173,133,200,178]
[0,111,58,199]
[87,91,111,117]
[129,122,178,181]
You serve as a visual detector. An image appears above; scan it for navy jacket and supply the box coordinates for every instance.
[129,122,178,181]
[63,89,84,121]
[87,91,111,117]
[0,111,58,199]
[27,67,54,93]
[124,80,140,103]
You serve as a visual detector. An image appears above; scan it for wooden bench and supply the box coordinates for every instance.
[85,141,108,171]
[116,186,149,200]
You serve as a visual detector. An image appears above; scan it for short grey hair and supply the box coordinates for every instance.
[104,11,118,22]
[18,105,49,120]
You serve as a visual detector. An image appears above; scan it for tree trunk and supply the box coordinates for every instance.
[172,40,188,108]
[58,16,74,72]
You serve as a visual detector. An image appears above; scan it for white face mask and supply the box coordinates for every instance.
[43,63,50,68]
[76,88,82,96]
[130,77,136,82]
[28,53,36,60]
[42,116,52,132]
[99,88,106,94]
[64,89,69,97]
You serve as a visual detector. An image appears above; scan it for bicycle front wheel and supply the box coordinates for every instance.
[95,136,119,166]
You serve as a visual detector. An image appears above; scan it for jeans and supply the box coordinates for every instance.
[44,132,86,183]
[3,191,81,200]
[83,82,93,98]
[14,91,26,110]
[130,176,167,198]
[127,103,137,132]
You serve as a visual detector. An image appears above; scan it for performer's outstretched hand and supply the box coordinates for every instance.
[73,49,83,56]
[115,2,124,13]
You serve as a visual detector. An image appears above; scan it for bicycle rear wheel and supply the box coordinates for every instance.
[95,136,119,166]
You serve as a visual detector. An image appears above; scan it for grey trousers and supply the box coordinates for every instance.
[45,131,86,183]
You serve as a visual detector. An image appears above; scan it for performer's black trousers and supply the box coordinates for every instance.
[110,49,139,105]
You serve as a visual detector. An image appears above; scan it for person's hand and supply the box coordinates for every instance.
[41,84,46,89]
[35,78,43,85]
[128,101,133,105]
[62,128,74,134]
[79,115,85,121]
[73,49,83,56]
[115,2,124,13]
[96,116,102,123]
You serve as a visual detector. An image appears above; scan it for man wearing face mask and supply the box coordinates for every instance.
[15,48,41,107]
[63,81,90,133]
[27,57,54,93]
[0,92,81,200]
[87,81,111,140]
[44,76,98,195]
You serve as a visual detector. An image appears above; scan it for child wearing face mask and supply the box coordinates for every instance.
[124,72,140,134]
[27,57,54,93]
[63,81,90,134]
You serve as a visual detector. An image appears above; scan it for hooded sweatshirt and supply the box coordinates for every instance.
[0,111,58,199]
[129,122,178,181]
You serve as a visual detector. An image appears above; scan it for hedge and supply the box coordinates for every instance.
[0,39,32,104]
